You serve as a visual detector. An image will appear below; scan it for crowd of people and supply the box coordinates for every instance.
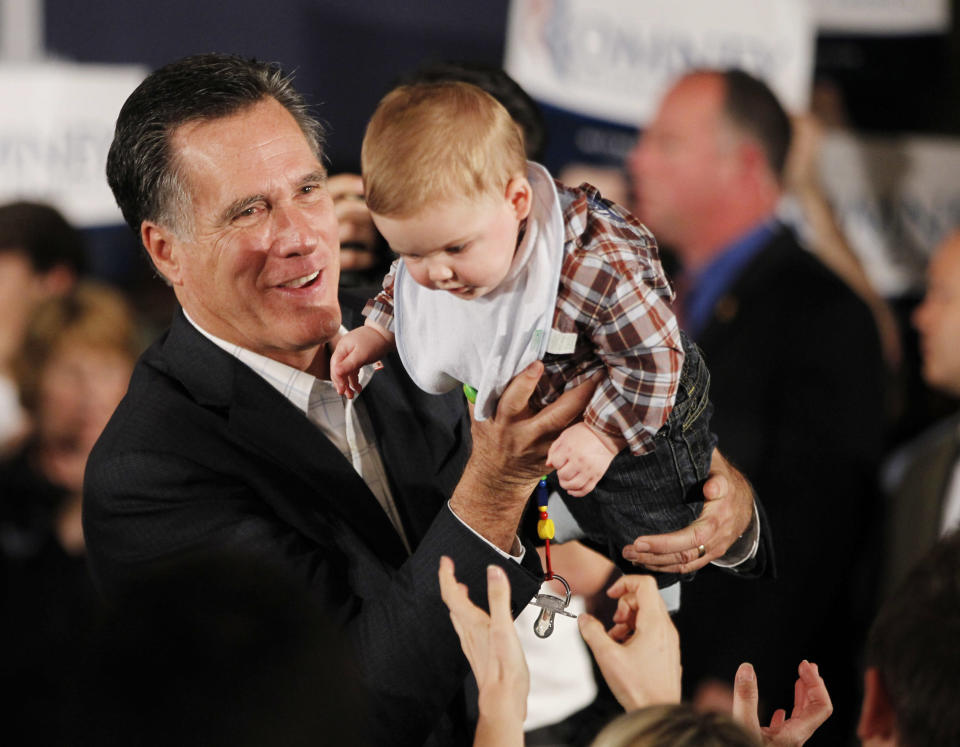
[1,49,958,747]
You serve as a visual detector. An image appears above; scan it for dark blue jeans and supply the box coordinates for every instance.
[554,331,716,587]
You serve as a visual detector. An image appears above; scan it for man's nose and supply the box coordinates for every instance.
[271,204,321,256]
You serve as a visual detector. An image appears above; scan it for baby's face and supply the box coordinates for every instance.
[371,182,529,300]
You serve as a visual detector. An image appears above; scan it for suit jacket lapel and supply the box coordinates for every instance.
[339,292,469,546]
[359,359,449,545]
[908,424,960,549]
[161,310,409,566]
[697,226,789,349]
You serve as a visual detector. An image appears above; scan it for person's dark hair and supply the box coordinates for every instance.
[398,60,547,162]
[70,552,366,747]
[0,201,86,274]
[865,529,960,747]
[719,69,792,181]
[106,53,324,239]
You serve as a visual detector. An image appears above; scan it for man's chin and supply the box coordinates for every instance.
[305,308,342,344]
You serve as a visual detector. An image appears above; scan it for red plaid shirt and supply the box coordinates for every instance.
[365,180,683,455]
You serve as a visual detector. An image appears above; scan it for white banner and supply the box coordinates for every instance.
[809,0,949,35]
[504,0,815,128]
[818,131,960,297]
[0,62,146,227]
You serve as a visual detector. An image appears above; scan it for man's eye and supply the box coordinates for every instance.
[233,204,263,221]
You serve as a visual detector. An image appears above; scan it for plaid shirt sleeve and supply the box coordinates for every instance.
[558,186,683,455]
[362,258,401,332]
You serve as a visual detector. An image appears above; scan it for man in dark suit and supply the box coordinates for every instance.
[84,55,759,746]
[882,231,960,597]
[628,69,886,744]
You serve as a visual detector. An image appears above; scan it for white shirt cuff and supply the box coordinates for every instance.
[710,501,760,568]
[447,500,526,562]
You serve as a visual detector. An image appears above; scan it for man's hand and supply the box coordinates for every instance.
[547,422,618,497]
[328,173,380,271]
[450,362,597,551]
[622,448,754,573]
[577,574,681,711]
[438,557,527,747]
[732,660,833,746]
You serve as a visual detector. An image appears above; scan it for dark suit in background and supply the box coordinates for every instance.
[881,412,960,598]
[672,226,886,744]
[83,296,544,747]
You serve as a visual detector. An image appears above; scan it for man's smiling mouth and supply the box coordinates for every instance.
[278,271,320,289]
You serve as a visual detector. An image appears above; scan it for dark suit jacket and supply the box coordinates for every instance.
[672,225,886,744]
[882,413,960,597]
[83,293,544,746]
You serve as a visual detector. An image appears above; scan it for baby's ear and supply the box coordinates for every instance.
[505,176,533,221]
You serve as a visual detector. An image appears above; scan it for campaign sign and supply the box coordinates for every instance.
[504,0,815,129]
[0,62,146,227]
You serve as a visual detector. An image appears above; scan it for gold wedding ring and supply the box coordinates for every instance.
[697,544,706,559]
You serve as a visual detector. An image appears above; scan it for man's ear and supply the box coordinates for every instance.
[505,176,533,221]
[735,140,778,192]
[857,667,897,745]
[141,221,184,286]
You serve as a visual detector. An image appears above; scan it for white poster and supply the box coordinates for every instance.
[504,0,815,128]
[818,131,960,297]
[809,0,949,35]
[0,62,146,227]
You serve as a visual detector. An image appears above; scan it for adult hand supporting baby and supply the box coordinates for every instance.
[621,448,756,574]
[450,361,597,552]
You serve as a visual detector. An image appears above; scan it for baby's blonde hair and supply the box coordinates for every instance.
[361,81,527,217]
[590,704,760,747]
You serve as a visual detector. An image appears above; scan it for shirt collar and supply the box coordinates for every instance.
[681,218,778,338]
[182,310,341,416]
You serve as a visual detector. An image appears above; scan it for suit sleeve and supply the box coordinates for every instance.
[84,439,542,747]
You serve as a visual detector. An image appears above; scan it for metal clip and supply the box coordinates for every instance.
[529,573,575,638]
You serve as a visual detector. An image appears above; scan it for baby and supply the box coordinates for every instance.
[332,82,716,584]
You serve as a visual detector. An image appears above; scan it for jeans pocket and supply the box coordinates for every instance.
[676,332,712,433]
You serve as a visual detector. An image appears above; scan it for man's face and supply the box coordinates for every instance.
[627,75,737,254]
[159,97,341,370]
[371,191,523,301]
[913,235,960,397]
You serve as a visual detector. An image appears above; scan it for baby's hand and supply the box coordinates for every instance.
[330,325,393,399]
[547,422,618,497]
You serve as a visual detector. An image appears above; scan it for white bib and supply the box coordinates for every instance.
[393,162,565,420]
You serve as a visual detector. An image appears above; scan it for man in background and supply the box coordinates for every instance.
[856,528,960,746]
[882,231,960,595]
[629,68,885,743]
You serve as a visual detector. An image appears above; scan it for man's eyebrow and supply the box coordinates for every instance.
[219,194,264,225]
[216,171,328,225]
[300,169,328,185]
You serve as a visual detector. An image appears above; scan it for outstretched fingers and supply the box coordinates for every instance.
[732,662,762,733]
